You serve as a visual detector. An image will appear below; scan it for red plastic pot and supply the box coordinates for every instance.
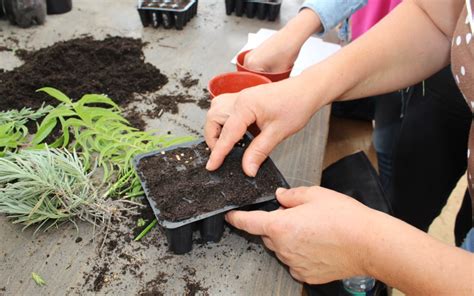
[207,72,271,135]
[207,71,271,99]
[236,49,292,82]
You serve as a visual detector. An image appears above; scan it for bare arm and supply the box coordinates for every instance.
[363,208,473,295]
[244,9,321,72]
[299,0,464,110]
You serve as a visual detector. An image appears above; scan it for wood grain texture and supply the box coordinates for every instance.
[0,0,329,295]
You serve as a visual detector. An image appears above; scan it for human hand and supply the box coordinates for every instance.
[244,8,322,73]
[225,186,373,284]
[243,33,300,73]
[204,77,322,176]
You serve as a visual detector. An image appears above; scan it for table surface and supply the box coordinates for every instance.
[0,1,330,295]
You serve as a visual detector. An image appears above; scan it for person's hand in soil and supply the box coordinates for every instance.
[243,9,322,73]
[225,186,473,295]
[205,76,324,177]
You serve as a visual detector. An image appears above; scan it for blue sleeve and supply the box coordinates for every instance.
[301,0,368,36]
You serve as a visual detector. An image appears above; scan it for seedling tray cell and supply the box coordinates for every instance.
[225,0,282,21]
[133,134,289,254]
[137,0,198,30]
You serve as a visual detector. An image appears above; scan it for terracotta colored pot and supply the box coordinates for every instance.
[207,71,271,99]
[236,49,292,82]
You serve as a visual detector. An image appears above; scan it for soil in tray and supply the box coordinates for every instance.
[137,142,281,222]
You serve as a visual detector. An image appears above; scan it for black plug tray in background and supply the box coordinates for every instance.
[225,0,282,21]
[137,0,198,30]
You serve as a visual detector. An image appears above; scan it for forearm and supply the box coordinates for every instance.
[297,0,461,111]
[360,209,473,295]
[277,9,322,54]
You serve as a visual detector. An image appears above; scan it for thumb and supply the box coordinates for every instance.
[242,127,282,177]
[225,210,273,236]
[276,186,314,208]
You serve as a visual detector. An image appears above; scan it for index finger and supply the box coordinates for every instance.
[205,112,250,171]
[225,210,273,235]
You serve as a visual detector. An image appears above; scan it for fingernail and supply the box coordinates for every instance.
[248,163,259,177]
[276,187,287,195]
[205,159,212,170]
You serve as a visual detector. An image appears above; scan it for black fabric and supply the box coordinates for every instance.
[331,98,375,121]
[455,190,473,246]
[305,152,390,296]
[389,66,472,244]
[321,151,392,214]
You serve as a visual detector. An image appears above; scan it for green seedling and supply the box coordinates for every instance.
[32,272,46,286]
[0,105,53,155]
[134,219,157,241]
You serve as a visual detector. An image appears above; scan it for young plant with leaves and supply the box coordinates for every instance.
[31,87,193,197]
[0,148,133,232]
[0,105,53,155]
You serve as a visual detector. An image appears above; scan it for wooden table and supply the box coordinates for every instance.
[0,1,330,295]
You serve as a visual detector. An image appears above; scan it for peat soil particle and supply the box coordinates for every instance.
[180,72,199,88]
[0,37,168,112]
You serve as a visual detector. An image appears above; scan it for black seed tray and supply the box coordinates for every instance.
[225,0,282,21]
[133,134,289,254]
[137,0,198,30]
[46,0,72,15]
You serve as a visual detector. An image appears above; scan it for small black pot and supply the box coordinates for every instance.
[46,0,72,14]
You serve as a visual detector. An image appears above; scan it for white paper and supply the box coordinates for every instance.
[231,28,341,77]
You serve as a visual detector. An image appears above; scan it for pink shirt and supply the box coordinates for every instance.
[351,0,401,40]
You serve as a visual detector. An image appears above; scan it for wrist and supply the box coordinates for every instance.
[281,8,322,52]
[296,62,337,112]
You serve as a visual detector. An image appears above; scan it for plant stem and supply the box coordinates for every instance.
[134,219,157,241]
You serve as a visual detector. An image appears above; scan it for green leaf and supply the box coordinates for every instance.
[77,94,120,110]
[43,106,76,119]
[72,105,92,125]
[31,117,57,145]
[58,117,70,148]
[32,272,46,286]
[37,87,72,105]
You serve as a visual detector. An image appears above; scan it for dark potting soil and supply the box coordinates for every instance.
[197,88,211,109]
[146,94,195,116]
[137,142,281,222]
[0,37,168,112]
[180,72,199,88]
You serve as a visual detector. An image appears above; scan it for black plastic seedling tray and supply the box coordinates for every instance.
[137,0,198,30]
[133,134,289,254]
[225,0,282,21]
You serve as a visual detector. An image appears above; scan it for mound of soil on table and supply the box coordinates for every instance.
[0,37,168,112]
[136,141,283,221]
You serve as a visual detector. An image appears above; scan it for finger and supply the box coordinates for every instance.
[225,210,272,236]
[275,252,291,266]
[204,117,222,150]
[262,236,275,251]
[275,186,315,208]
[206,112,250,171]
[242,127,283,177]
[244,53,266,72]
[204,94,234,149]
[289,268,304,283]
